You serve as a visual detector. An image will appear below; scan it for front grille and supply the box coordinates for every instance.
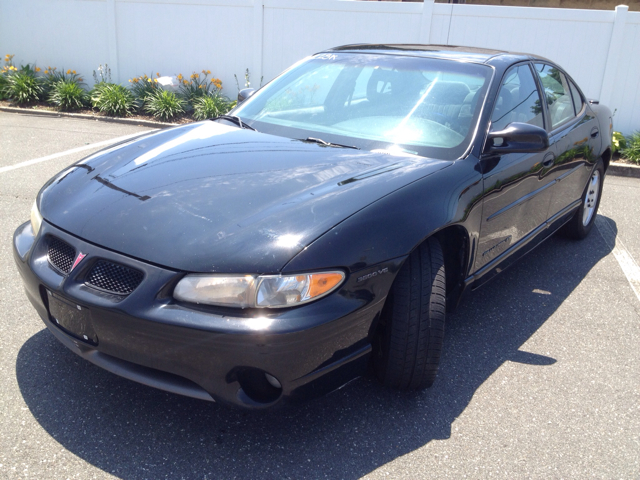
[47,236,76,274]
[86,260,143,295]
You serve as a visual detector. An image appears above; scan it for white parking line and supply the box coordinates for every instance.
[0,130,156,174]
[595,214,640,303]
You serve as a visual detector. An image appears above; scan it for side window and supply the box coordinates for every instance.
[569,80,584,116]
[491,64,544,132]
[534,63,576,129]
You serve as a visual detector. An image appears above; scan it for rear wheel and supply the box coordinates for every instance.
[374,237,446,390]
[560,159,604,239]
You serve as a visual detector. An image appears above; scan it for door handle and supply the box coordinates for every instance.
[591,127,599,138]
[543,153,555,168]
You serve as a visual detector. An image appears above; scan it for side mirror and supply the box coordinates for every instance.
[484,122,549,155]
[238,88,256,104]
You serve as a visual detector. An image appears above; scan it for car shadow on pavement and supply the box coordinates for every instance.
[15,219,614,479]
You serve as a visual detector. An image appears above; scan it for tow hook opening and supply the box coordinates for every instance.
[235,367,283,405]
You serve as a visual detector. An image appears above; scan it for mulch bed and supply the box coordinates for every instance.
[0,99,195,125]
[612,153,638,166]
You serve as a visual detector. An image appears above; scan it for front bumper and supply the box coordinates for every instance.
[14,220,401,408]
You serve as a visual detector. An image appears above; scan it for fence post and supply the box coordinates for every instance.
[106,0,119,84]
[599,4,628,107]
[419,0,435,44]
[253,0,264,88]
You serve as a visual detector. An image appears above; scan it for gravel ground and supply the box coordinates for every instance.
[0,111,638,479]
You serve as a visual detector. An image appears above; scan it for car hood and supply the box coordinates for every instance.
[39,121,450,273]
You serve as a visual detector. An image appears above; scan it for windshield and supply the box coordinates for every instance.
[233,53,492,160]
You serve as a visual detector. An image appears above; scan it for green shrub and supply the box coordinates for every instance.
[3,70,42,105]
[178,70,221,105]
[621,131,640,165]
[0,54,16,100]
[612,131,626,155]
[48,79,87,111]
[192,94,234,120]
[0,73,8,100]
[91,83,136,117]
[89,81,108,99]
[144,90,185,121]
[41,67,83,98]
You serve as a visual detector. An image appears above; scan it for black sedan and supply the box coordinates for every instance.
[13,45,612,408]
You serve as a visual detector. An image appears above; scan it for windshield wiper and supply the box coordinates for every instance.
[299,137,359,150]
[213,115,257,132]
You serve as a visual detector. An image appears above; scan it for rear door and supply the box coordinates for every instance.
[475,62,555,271]
[533,63,601,221]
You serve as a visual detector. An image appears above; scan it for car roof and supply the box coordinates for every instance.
[326,44,550,65]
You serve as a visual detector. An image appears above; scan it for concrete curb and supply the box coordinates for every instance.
[0,106,178,129]
[609,161,640,178]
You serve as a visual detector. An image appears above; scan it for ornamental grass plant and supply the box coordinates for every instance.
[91,83,137,117]
[192,94,235,121]
[178,70,223,105]
[3,68,42,105]
[41,67,83,98]
[48,79,88,111]
[621,131,640,165]
[129,73,162,107]
[144,89,186,121]
[0,54,15,100]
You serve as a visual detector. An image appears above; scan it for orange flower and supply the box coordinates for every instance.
[177,74,183,80]
[156,72,160,77]
[66,69,71,74]
[72,70,76,74]
[35,67,41,72]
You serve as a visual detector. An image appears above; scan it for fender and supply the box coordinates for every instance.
[282,156,485,277]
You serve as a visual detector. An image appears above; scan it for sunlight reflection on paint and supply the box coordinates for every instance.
[132,122,234,166]
[245,317,274,330]
[276,234,302,248]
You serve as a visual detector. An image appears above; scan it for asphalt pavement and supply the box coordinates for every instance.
[0,111,638,479]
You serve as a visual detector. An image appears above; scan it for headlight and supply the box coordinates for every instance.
[30,201,43,236]
[173,271,345,309]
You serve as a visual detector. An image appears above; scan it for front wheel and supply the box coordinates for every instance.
[560,159,604,239]
[374,237,446,390]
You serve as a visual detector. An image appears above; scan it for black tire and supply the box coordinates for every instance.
[560,159,604,240]
[374,237,446,390]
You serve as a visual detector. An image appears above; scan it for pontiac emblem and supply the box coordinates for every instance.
[71,252,87,272]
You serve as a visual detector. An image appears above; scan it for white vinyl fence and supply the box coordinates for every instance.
[1,0,638,134]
